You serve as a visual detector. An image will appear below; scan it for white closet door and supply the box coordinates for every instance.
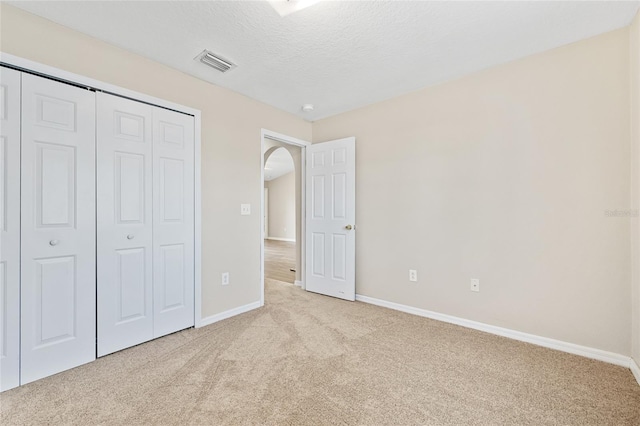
[152,107,194,337]
[97,93,153,356]
[0,67,21,391]
[20,74,96,384]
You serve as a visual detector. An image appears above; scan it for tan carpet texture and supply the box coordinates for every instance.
[1,279,639,425]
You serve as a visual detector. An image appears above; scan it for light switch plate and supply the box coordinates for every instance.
[240,204,251,215]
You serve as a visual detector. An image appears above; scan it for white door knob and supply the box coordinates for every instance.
[127,234,135,240]
[49,239,59,246]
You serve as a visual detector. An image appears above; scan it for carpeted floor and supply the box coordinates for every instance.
[1,279,639,425]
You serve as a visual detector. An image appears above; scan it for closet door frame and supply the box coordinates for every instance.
[0,52,203,328]
[0,66,21,391]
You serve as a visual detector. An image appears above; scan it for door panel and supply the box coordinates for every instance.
[116,248,146,321]
[332,234,347,280]
[116,153,145,223]
[305,137,356,301]
[312,176,325,219]
[159,244,185,312]
[35,256,76,346]
[311,233,325,277]
[159,158,184,222]
[0,67,21,391]
[35,94,76,131]
[36,142,75,227]
[153,107,194,338]
[97,92,153,356]
[20,73,96,384]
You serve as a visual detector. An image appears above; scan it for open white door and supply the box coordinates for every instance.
[305,137,355,301]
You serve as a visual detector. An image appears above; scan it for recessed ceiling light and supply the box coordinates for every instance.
[302,104,314,112]
[268,0,322,17]
[195,50,236,73]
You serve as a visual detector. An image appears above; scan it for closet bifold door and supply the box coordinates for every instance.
[20,74,96,384]
[96,93,153,356]
[0,67,21,391]
[152,107,195,337]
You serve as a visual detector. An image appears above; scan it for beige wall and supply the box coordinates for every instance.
[314,29,632,355]
[631,11,640,366]
[265,172,296,241]
[0,4,312,319]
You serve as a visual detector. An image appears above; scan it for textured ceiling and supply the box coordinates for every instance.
[265,147,294,181]
[9,1,640,121]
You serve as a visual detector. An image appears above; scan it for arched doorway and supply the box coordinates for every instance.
[263,146,300,284]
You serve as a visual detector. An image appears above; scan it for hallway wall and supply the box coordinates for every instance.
[265,172,296,241]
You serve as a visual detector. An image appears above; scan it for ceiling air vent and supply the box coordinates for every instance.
[196,50,236,73]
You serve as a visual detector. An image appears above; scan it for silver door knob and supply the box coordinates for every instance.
[127,234,135,240]
[49,239,59,246]
[345,225,353,230]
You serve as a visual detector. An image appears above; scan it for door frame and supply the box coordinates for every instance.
[264,187,269,239]
[0,52,205,327]
[260,129,310,306]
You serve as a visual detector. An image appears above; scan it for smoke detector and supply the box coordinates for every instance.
[302,104,314,112]
[195,50,236,73]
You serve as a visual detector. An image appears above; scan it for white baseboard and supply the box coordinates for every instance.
[294,280,303,287]
[197,301,261,328]
[631,358,640,385]
[266,237,296,242]
[355,294,632,369]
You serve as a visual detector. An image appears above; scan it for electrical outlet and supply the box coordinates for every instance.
[222,272,230,286]
[409,269,418,282]
[470,278,480,292]
[240,204,251,215]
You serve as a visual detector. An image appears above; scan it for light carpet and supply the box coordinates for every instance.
[1,279,639,425]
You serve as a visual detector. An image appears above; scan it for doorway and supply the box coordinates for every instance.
[260,130,357,306]
[264,147,297,284]
[260,130,310,306]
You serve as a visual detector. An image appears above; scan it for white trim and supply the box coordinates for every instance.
[193,114,203,327]
[266,237,296,242]
[631,358,640,385]
[0,53,200,117]
[294,280,303,287]
[0,53,204,329]
[261,139,265,307]
[355,294,632,368]
[262,128,311,147]
[300,145,306,291]
[199,301,262,328]
[263,187,269,239]
[261,129,310,306]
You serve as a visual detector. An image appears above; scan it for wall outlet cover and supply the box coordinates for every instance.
[471,278,480,292]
